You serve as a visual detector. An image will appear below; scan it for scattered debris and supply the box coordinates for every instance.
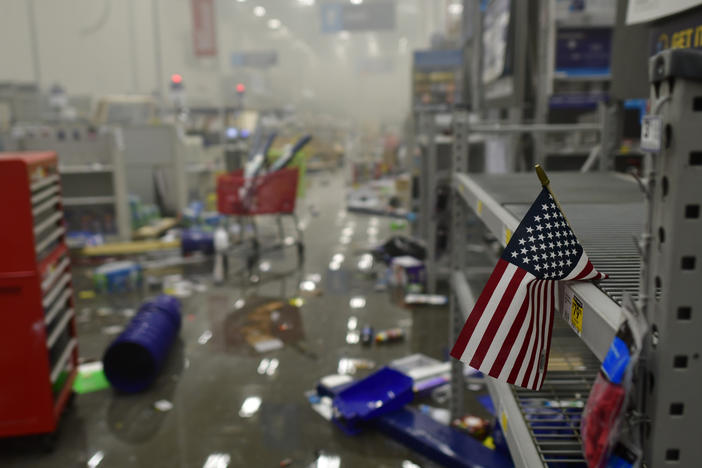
[96,307,113,317]
[279,458,293,467]
[78,290,96,300]
[404,294,448,306]
[361,326,374,346]
[452,415,491,440]
[73,362,110,394]
[198,330,213,345]
[375,328,404,344]
[94,261,142,293]
[252,338,284,353]
[102,325,124,336]
[337,358,376,375]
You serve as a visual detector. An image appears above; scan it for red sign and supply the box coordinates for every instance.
[191,0,217,56]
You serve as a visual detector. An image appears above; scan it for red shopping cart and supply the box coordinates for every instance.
[217,167,304,275]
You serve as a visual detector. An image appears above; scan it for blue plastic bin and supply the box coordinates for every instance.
[103,295,181,393]
[332,367,414,434]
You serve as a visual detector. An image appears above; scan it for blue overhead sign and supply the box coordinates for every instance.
[231,50,278,68]
[413,49,463,70]
[320,2,395,33]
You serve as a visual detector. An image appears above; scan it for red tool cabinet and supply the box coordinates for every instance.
[0,151,78,438]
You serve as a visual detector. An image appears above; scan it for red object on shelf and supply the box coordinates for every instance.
[217,168,299,215]
[0,152,79,438]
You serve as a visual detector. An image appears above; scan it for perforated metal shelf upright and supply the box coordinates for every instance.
[0,151,78,439]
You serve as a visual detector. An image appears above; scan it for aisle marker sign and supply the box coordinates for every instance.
[641,115,662,152]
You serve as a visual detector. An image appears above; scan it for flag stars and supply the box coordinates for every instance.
[519,238,526,245]
[534,264,541,271]
[550,252,556,259]
[528,236,535,243]
[548,242,555,249]
[538,234,545,241]
[547,232,554,240]
[511,251,519,258]
[532,255,539,263]
[541,253,548,260]
[550,203,556,209]
[566,259,573,266]
[534,215,541,222]
[536,224,543,232]
[545,222,552,230]
[523,257,530,264]
[544,213,551,220]
[542,204,549,211]
[526,227,533,234]
[520,248,528,255]
[530,245,538,252]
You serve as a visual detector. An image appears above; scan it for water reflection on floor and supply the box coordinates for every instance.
[0,170,460,468]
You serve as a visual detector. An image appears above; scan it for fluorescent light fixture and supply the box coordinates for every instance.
[239,396,262,417]
[298,0,315,5]
[203,453,231,468]
[448,2,463,15]
[349,296,366,309]
[87,451,104,468]
[253,6,266,17]
[350,0,363,4]
[268,18,282,29]
[332,253,345,263]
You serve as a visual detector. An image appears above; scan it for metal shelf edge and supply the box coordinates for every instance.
[486,377,544,468]
[452,270,476,321]
[452,172,621,362]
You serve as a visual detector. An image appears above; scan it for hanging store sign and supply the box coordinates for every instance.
[320,2,396,33]
[648,5,702,54]
[190,0,218,57]
[627,0,702,25]
[230,51,279,69]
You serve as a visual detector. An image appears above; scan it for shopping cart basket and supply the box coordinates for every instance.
[217,168,304,275]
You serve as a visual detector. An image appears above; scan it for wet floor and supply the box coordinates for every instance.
[0,170,489,468]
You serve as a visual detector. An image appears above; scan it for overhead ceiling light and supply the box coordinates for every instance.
[298,0,315,5]
[350,0,363,4]
[253,5,266,17]
[268,18,282,29]
[236,0,247,3]
[448,2,463,15]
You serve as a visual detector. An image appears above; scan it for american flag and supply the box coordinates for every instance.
[450,187,607,390]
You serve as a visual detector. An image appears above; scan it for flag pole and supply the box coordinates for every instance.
[534,164,573,228]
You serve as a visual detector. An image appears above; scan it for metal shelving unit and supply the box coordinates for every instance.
[448,108,646,466]
[414,111,454,293]
[13,124,131,240]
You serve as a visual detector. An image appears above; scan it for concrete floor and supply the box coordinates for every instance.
[0,170,490,468]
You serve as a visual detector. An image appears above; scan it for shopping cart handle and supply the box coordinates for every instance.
[270,134,312,172]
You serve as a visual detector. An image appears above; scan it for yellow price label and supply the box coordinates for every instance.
[570,295,584,336]
[477,200,483,215]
